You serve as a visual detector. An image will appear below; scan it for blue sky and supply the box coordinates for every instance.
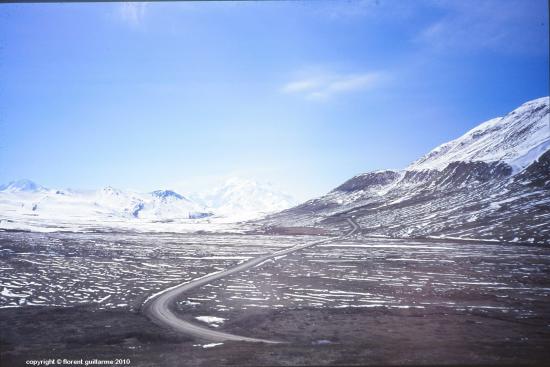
[0,0,548,200]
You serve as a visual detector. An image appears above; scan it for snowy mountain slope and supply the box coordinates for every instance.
[408,97,549,172]
[190,177,298,220]
[0,183,209,222]
[0,179,47,193]
[262,97,550,244]
[138,189,210,221]
[0,178,296,232]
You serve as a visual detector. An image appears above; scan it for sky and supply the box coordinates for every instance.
[0,0,548,200]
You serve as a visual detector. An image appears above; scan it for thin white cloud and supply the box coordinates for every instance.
[282,71,384,100]
[314,0,417,22]
[316,0,378,19]
[417,0,548,54]
[283,79,322,94]
[118,2,148,26]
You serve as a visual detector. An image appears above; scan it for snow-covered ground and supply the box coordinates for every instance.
[0,231,317,309]
[173,236,550,319]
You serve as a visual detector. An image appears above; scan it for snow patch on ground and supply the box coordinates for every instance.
[195,316,227,327]
[202,342,224,349]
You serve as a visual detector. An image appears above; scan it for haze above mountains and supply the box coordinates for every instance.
[1,97,548,241]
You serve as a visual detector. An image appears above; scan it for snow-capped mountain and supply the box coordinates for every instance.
[408,97,549,172]
[0,179,47,193]
[262,97,550,244]
[191,178,298,220]
[138,189,211,221]
[0,178,296,232]
[0,184,210,228]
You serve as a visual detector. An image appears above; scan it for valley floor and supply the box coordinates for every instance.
[1,231,550,366]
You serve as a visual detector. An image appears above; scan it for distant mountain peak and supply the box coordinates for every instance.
[190,177,297,219]
[0,179,46,193]
[151,189,186,200]
[100,186,123,195]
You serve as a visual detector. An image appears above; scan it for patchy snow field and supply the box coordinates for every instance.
[1,231,550,366]
[180,236,550,323]
[0,231,321,310]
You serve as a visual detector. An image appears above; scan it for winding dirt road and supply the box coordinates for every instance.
[142,217,360,343]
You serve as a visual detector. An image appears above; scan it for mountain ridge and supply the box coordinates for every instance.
[408,97,549,172]
[261,96,549,244]
[0,177,296,231]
